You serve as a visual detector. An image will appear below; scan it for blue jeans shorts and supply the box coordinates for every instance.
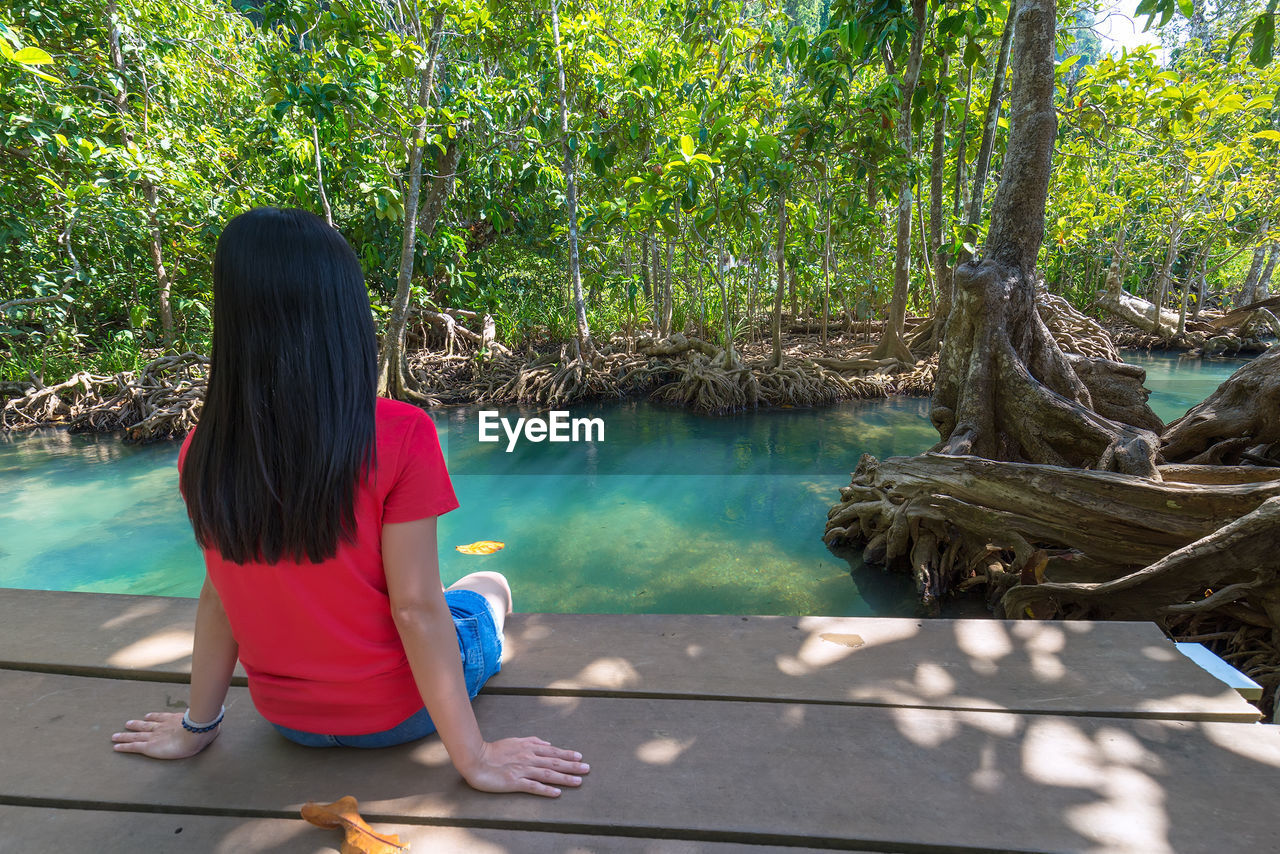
[272,588,503,748]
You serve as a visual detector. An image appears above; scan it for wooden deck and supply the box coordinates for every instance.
[2,588,1278,853]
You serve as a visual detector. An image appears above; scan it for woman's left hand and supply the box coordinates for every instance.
[111,712,220,759]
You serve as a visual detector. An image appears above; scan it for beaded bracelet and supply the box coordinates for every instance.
[181,705,225,734]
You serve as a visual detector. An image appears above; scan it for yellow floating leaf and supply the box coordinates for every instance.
[300,795,406,854]
[456,540,505,555]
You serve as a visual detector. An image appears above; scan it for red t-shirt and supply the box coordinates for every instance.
[178,397,459,733]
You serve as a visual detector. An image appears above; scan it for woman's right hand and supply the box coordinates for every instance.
[462,736,589,797]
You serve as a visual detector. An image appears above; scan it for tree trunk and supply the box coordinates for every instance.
[106,2,175,352]
[771,189,787,368]
[377,11,445,401]
[1177,250,1205,337]
[960,0,1017,258]
[952,63,972,222]
[549,0,594,358]
[1153,218,1183,339]
[1193,259,1207,319]
[652,238,663,335]
[312,122,333,227]
[929,54,949,351]
[661,216,675,337]
[870,0,926,364]
[933,0,1158,474]
[1238,233,1267,308]
[1257,244,1280,301]
[821,172,832,346]
[1189,0,1208,43]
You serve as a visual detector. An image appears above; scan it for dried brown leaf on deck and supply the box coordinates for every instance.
[301,795,407,854]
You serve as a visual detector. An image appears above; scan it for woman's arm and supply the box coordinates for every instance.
[111,575,239,759]
[383,516,589,798]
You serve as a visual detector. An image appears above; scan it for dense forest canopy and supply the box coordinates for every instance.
[2,0,1278,382]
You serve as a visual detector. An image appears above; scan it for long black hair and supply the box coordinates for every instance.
[181,207,377,564]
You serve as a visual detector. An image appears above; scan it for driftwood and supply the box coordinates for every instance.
[1097,278,1276,356]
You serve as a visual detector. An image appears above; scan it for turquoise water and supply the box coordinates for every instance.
[0,352,1246,615]
[1126,351,1252,425]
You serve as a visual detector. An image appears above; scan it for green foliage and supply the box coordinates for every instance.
[4,0,1280,384]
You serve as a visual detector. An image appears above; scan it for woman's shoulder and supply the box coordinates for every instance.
[376,396,432,422]
[375,397,437,443]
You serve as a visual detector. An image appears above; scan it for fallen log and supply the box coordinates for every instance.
[1210,294,1280,330]
[1096,282,1180,336]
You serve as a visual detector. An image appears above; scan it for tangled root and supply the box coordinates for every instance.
[650,356,757,414]
[2,352,207,442]
[649,355,891,414]
[891,357,937,396]
[465,345,668,407]
[1038,290,1121,361]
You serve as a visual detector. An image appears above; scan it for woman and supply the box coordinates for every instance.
[110,207,588,798]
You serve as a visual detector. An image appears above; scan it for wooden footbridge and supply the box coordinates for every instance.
[1,587,1277,852]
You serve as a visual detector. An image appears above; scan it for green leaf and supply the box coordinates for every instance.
[962,40,983,68]
[1253,130,1280,142]
[12,47,53,65]
[26,67,61,84]
[1056,55,1081,74]
[679,134,694,158]
[1249,14,1275,68]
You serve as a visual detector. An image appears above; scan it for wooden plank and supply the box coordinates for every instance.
[0,805,843,854]
[496,613,1260,721]
[3,670,1279,853]
[0,589,1259,721]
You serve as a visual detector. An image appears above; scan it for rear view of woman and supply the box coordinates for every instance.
[110,207,588,798]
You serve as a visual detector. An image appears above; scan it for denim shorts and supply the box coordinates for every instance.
[271,588,503,748]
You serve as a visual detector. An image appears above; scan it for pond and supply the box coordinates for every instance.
[0,351,1248,616]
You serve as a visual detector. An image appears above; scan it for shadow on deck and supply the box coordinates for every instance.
[1,588,1277,853]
